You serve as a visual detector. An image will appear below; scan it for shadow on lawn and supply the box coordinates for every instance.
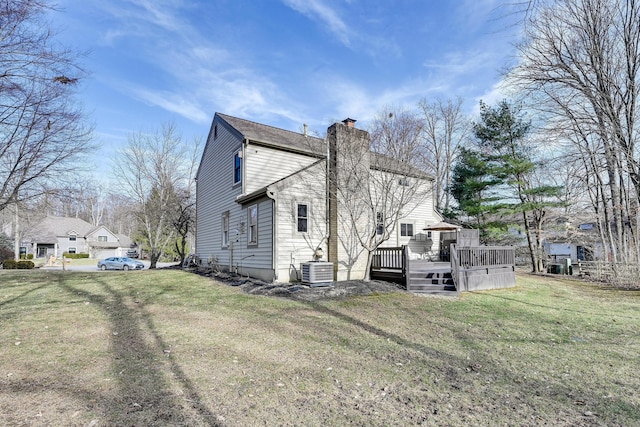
[295,299,638,425]
[56,275,223,426]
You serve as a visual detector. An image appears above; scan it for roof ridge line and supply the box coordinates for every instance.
[217,112,322,140]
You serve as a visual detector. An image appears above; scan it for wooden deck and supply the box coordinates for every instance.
[371,245,516,295]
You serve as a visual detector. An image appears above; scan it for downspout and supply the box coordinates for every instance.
[242,138,248,194]
[266,187,278,282]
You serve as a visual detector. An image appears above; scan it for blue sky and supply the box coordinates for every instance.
[52,0,519,165]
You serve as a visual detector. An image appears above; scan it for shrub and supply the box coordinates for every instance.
[27,254,33,260]
[17,260,34,269]
[3,259,35,269]
[62,252,89,259]
[2,259,17,269]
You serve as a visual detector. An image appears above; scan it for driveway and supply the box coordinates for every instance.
[41,261,178,272]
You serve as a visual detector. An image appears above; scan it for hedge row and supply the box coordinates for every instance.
[62,253,90,259]
[2,260,35,269]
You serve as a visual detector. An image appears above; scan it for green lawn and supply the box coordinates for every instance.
[0,270,638,426]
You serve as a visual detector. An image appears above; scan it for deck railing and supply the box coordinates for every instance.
[457,246,515,268]
[370,246,409,287]
[451,245,516,292]
[371,246,405,270]
[450,244,461,296]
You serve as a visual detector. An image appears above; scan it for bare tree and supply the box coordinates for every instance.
[113,123,200,268]
[0,0,94,212]
[418,97,469,213]
[329,108,434,280]
[508,0,640,266]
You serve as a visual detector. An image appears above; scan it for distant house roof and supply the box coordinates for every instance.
[26,217,132,247]
[28,216,95,242]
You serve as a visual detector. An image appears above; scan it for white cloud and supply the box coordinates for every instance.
[282,0,352,46]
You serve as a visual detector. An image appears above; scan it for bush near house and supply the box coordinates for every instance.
[2,260,34,269]
[62,253,90,259]
[0,247,13,263]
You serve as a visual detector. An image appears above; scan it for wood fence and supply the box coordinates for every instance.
[577,260,639,286]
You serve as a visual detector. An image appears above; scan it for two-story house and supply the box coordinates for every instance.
[17,216,134,259]
[195,113,442,283]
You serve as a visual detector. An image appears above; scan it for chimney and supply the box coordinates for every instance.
[326,118,370,280]
[303,123,308,136]
[342,118,357,128]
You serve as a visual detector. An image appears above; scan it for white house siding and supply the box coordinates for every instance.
[271,163,328,282]
[372,172,442,260]
[244,143,319,194]
[196,118,245,269]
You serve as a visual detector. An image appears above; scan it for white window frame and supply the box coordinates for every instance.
[400,223,414,237]
[222,211,230,248]
[69,233,77,241]
[376,211,385,235]
[296,202,309,233]
[98,235,108,242]
[68,247,76,254]
[233,150,242,185]
[248,204,258,246]
[399,177,410,187]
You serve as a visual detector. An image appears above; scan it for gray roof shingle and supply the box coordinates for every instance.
[217,113,325,156]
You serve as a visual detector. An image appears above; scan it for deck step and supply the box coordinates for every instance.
[408,270,456,294]
[408,283,456,291]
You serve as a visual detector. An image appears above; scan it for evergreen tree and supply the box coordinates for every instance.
[452,100,562,272]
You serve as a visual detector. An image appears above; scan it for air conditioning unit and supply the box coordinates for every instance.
[301,262,334,286]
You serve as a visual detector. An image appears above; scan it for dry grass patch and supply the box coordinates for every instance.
[0,270,638,426]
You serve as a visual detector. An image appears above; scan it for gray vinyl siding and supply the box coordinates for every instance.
[244,143,319,194]
[232,198,274,279]
[195,118,245,267]
[196,118,275,280]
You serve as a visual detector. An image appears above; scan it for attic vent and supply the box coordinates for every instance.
[301,262,333,286]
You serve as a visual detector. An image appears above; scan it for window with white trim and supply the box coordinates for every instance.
[400,223,414,237]
[69,233,77,241]
[399,177,410,187]
[376,212,384,235]
[297,203,308,233]
[248,204,258,245]
[98,235,107,242]
[68,247,76,254]
[233,151,242,184]
[222,211,229,247]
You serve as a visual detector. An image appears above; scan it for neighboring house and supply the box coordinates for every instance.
[543,221,606,262]
[195,113,442,283]
[19,216,135,259]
